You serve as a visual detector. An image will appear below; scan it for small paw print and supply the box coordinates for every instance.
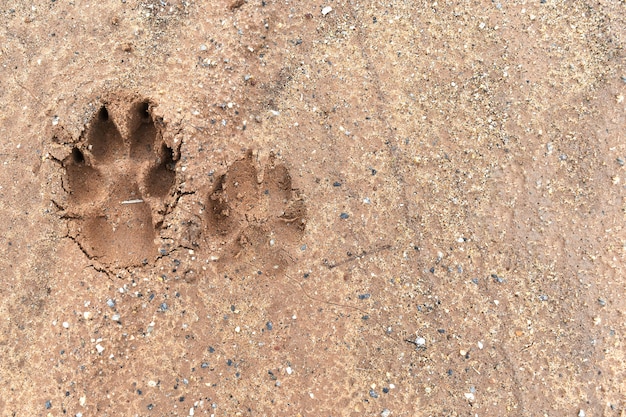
[204,151,306,273]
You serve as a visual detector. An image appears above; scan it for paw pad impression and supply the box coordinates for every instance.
[63,99,177,268]
[204,151,307,273]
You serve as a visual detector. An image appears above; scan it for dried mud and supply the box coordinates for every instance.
[0,1,625,416]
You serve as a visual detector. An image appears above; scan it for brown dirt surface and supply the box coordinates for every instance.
[1,1,625,416]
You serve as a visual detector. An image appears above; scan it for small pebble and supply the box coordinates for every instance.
[340,212,349,219]
[45,400,52,409]
[62,321,70,329]
[578,410,586,417]
[96,344,105,353]
[415,337,426,347]
[321,6,332,15]
[616,157,624,166]
[106,299,115,308]
[381,409,391,417]
[111,313,121,321]
[598,298,606,306]
[160,302,168,312]
[266,321,273,331]
[539,295,548,301]
[358,293,371,300]
[369,389,379,398]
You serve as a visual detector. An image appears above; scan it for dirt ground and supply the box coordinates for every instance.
[0,0,625,416]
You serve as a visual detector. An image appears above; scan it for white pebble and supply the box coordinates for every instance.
[321,6,332,15]
[477,341,484,349]
[235,326,241,333]
[96,344,105,353]
[286,366,293,375]
[381,409,391,417]
[578,410,586,417]
[62,321,70,329]
[464,392,475,401]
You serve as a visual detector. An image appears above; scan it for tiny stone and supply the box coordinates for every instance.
[369,389,379,398]
[333,181,342,187]
[616,157,624,166]
[358,293,371,300]
[381,409,391,417]
[539,295,548,301]
[382,387,389,393]
[96,344,105,353]
[106,299,115,308]
[340,212,349,219]
[160,302,168,311]
[415,337,426,346]
[578,410,586,417]
[62,321,69,329]
[321,6,332,15]
[286,366,293,375]
[266,321,273,330]
[464,392,475,401]
[112,313,121,321]
[598,298,607,306]
[201,362,209,368]
[45,400,52,409]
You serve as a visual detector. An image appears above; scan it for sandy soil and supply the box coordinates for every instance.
[1,0,625,416]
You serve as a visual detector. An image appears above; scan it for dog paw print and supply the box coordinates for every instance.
[63,99,177,268]
[204,151,306,273]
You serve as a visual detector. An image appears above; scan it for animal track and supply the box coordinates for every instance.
[63,99,177,268]
[204,151,306,273]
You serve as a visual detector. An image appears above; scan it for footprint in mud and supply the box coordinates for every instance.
[204,151,306,274]
[63,99,177,268]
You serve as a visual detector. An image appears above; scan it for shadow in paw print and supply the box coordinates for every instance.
[204,151,307,274]
[63,99,177,268]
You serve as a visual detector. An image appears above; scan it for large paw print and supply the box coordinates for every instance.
[204,151,306,274]
[63,99,177,268]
